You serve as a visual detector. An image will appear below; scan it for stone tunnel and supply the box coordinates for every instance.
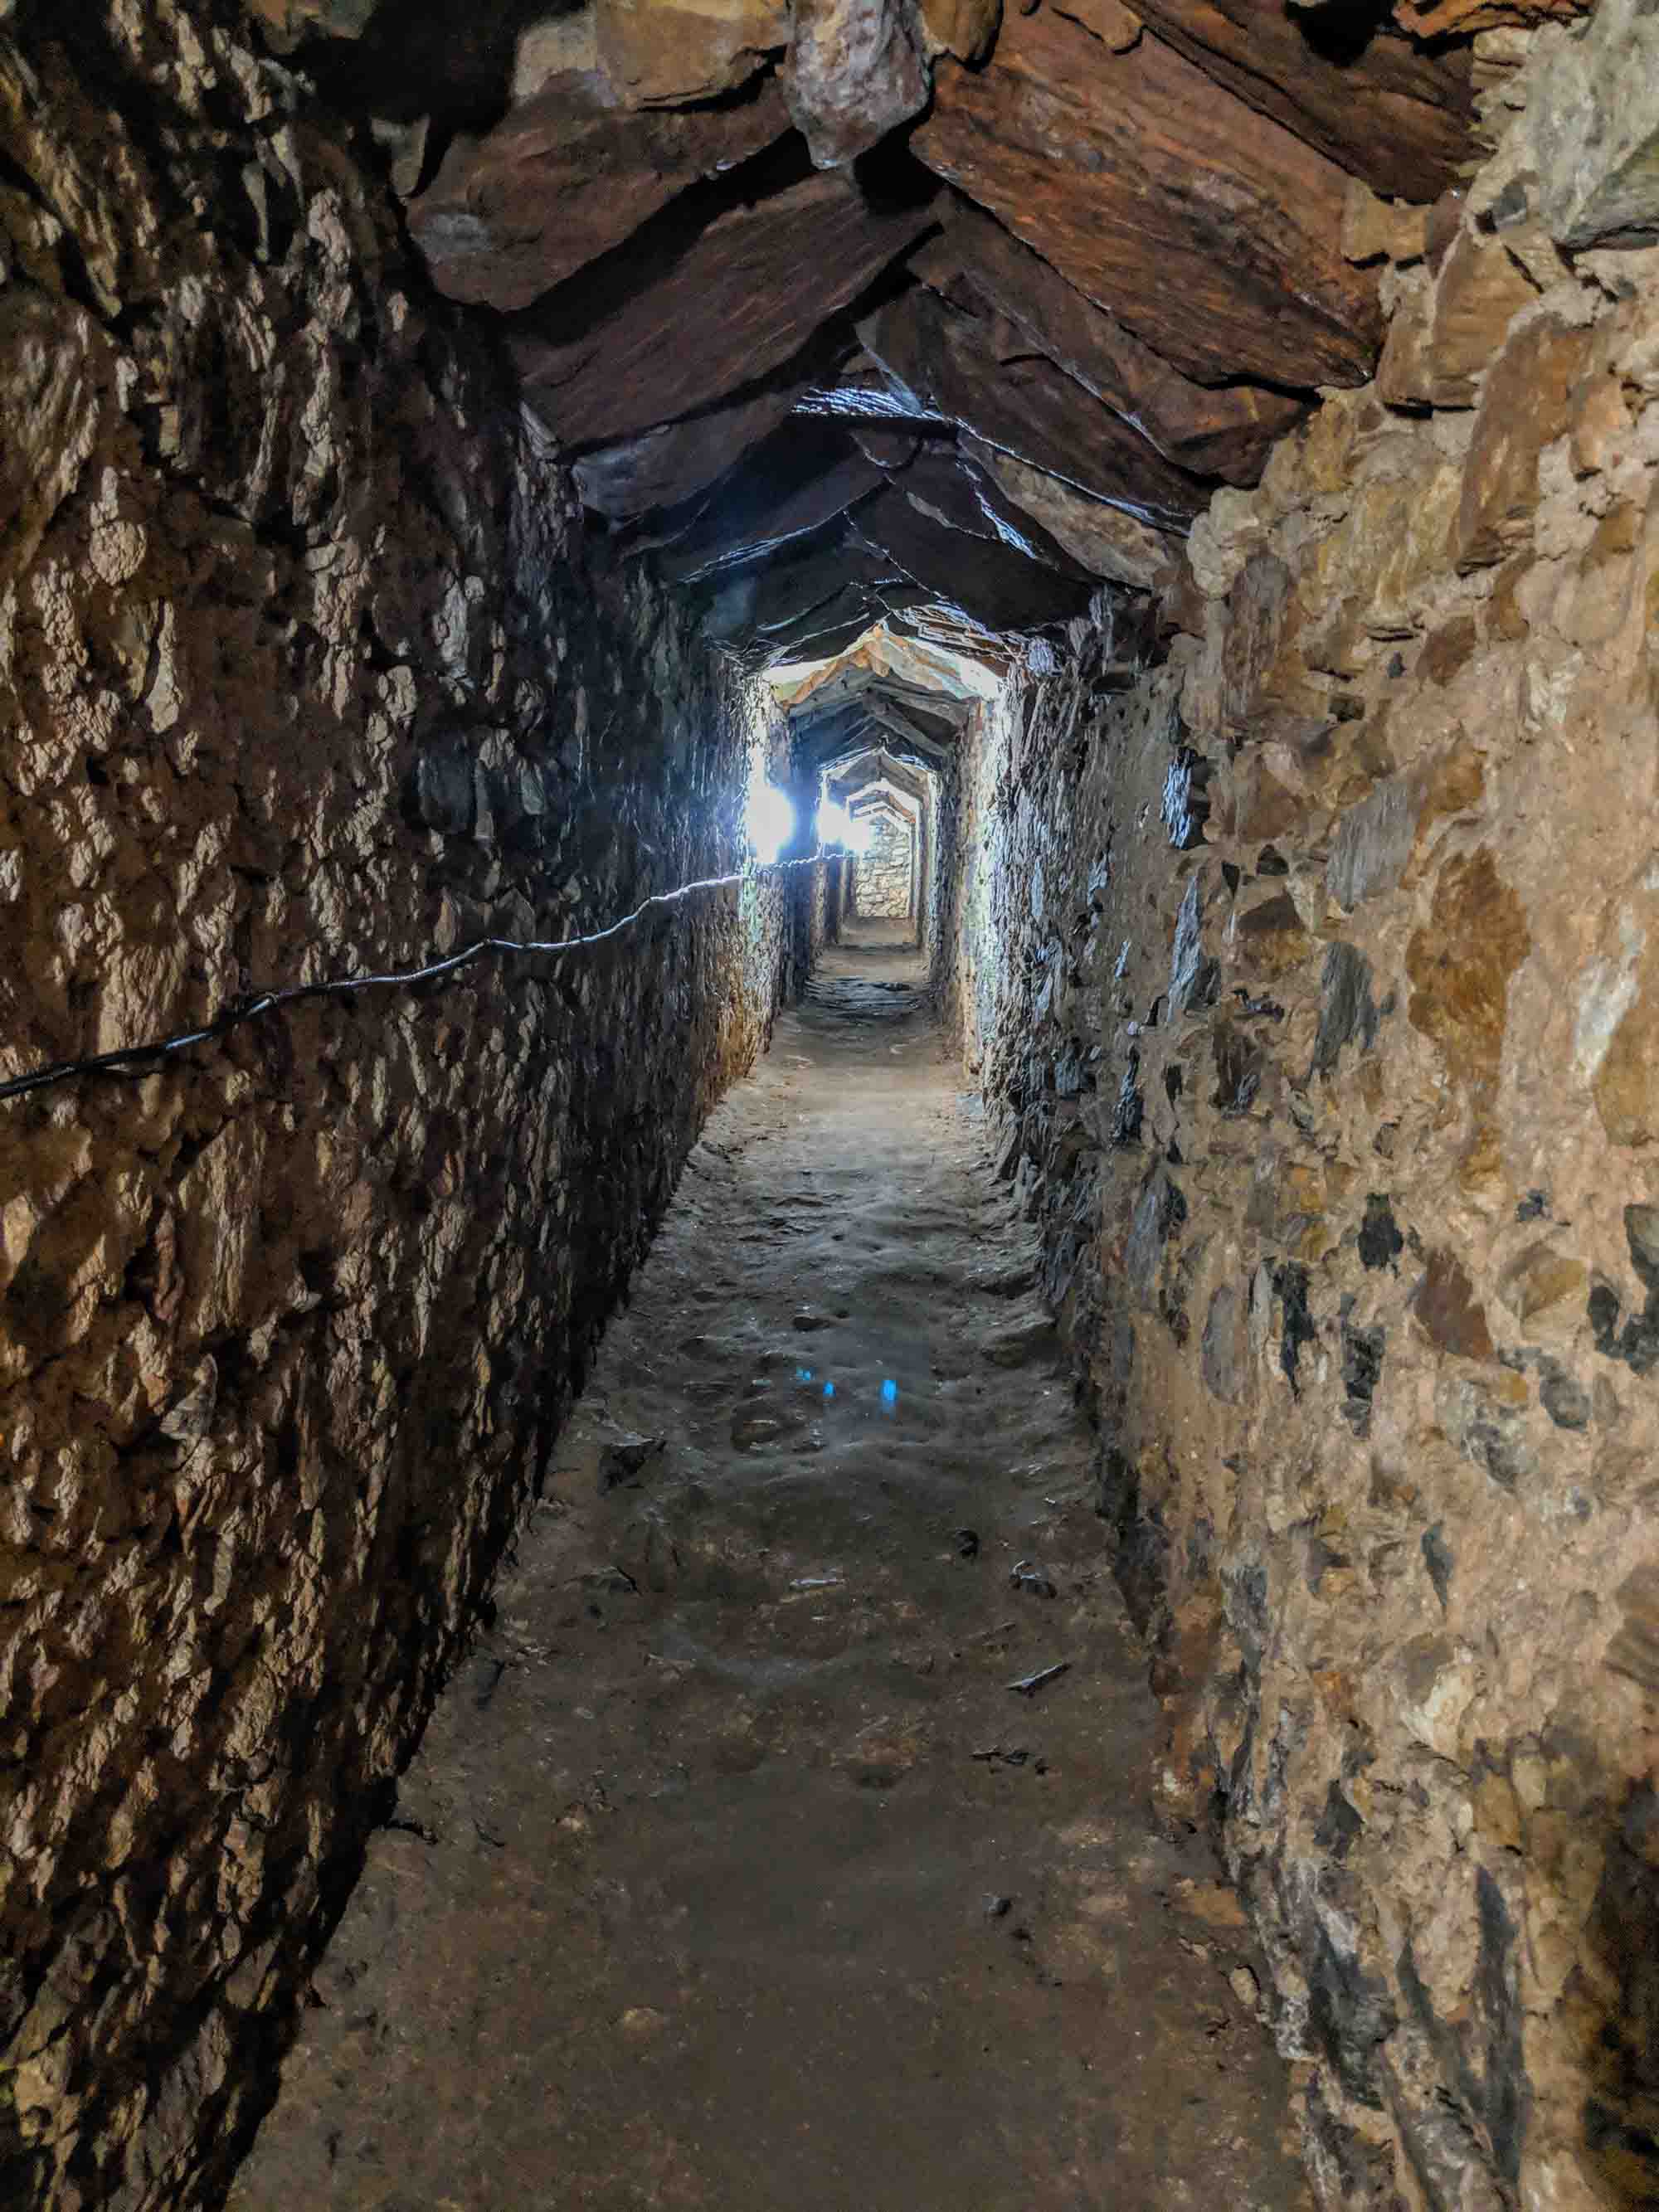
[5,0,1659,2205]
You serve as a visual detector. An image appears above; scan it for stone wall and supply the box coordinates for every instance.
[951,14,1659,2210]
[785,837,835,1000]
[0,7,795,2207]
[849,810,916,920]
[919,766,950,985]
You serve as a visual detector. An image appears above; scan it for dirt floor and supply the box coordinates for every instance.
[227,921,1308,2212]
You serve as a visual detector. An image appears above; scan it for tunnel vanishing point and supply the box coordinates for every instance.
[7,0,1659,2206]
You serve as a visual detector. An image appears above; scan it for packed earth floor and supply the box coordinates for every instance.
[227,922,1307,2212]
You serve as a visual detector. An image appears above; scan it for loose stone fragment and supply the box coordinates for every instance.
[599,1431,669,1490]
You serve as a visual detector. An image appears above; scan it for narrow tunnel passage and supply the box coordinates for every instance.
[228,931,1303,2212]
[7,5,1659,2207]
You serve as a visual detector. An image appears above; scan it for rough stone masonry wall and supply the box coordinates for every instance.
[952,12,1659,2210]
[920,766,949,979]
[849,810,916,921]
[0,7,795,2208]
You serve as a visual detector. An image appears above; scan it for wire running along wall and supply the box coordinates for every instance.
[0,853,830,1107]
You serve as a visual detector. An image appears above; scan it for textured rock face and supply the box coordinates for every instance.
[407,74,792,313]
[782,0,930,167]
[912,206,1306,486]
[507,164,936,448]
[596,0,790,105]
[240,0,379,48]
[1123,0,1474,201]
[0,7,799,2207]
[12,2,1651,2207]
[1390,0,1589,35]
[912,5,1382,390]
[947,14,1659,2210]
[1518,0,1659,246]
[571,383,806,523]
[331,0,1477,670]
[859,287,1213,529]
[851,479,1096,632]
[971,448,1179,593]
[849,809,915,916]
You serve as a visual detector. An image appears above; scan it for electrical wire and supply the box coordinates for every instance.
[0,850,834,1107]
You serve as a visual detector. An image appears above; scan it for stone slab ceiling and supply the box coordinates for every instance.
[254,0,1563,694]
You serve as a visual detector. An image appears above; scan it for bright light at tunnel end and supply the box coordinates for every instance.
[745,775,795,868]
[744,761,893,868]
[817,798,875,858]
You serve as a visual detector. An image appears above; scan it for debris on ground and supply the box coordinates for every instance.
[598,1431,668,1491]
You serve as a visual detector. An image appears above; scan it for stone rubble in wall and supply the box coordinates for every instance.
[850,810,915,920]
[0,7,797,2208]
[949,8,1659,2207]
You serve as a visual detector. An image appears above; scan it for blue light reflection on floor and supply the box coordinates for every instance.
[792,1373,897,1404]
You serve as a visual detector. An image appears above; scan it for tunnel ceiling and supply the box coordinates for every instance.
[826,747,931,805]
[264,0,1491,727]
